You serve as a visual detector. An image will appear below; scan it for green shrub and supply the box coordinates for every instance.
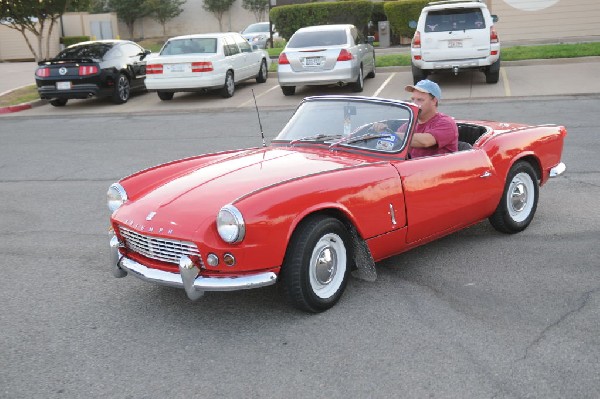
[270,1,374,40]
[384,0,428,40]
[60,36,91,47]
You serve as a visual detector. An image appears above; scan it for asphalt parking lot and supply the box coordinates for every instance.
[2,57,600,116]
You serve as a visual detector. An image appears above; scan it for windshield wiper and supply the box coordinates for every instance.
[290,134,341,145]
[329,132,395,149]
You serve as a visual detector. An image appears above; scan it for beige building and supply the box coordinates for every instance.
[1,0,598,61]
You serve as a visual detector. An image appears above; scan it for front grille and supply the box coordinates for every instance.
[119,226,200,264]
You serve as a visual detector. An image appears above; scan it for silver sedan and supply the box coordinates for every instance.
[277,24,376,96]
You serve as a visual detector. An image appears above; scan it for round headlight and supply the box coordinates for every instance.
[107,183,128,212]
[217,205,245,243]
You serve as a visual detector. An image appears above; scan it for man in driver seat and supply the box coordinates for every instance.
[405,79,458,157]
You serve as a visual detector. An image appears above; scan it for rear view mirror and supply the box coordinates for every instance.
[408,20,417,29]
[492,15,499,23]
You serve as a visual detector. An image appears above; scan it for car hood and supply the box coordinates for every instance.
[113,147,370,236]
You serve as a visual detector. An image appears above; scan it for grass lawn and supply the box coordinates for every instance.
[0,85,39,107]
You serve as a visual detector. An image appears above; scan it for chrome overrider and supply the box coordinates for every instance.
[549,162,566,178]
[110,235,277,300]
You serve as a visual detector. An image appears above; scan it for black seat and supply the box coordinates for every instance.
[457,141,472,151]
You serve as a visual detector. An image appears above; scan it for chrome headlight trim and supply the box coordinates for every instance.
[217,204,246,243]
[107,183,128,212]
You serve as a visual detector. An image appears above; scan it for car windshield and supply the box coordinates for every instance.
[288,30,347,47]
[160,38,218,55]
[243,23,269,34]
[55,42,113,60]
[425,8,486,32]
[275,98,413,153]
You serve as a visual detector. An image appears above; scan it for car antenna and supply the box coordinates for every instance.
[251,89,266,147]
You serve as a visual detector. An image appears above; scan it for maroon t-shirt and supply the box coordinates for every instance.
[409,112,458,158]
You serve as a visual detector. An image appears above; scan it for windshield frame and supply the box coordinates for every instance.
[272,96,417,155]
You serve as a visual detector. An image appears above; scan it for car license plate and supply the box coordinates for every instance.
[448,40,463,48]
[56,81,72,90]
[165,63,191,73]
[303,57,321,67]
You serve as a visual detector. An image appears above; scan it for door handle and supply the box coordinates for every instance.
[480,171,492,178]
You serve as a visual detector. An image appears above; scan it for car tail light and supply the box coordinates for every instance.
[35,67,50,78]
[412,31,421,48]
[78,65,98,75]
[337,49,353,62]
[147,64,163,74]
[490,26,499,43]
[191,62,213,72]
[278,53,289,65]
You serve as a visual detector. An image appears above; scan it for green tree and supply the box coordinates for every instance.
[0,0,82,61]
[242,0,268,22]
[147,0,185,36]
[202,0,235,32]
[108,0,150,39]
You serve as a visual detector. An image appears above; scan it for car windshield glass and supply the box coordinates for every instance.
[425,8,485,32]
[243,23,269,34]
[288,30,347,47]
[55,43,113,60]
[160,38,218,55]
[275,98,412,153]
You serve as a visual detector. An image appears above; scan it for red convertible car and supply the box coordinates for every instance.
[108,96,566,312]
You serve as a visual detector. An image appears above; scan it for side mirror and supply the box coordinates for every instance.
[251,44,259,51]
[492,15,499,23]
[367,36,375,45]
[140,49,152,60]
[408,20,417,29]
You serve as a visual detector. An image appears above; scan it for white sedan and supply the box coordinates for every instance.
[146,32,270,100]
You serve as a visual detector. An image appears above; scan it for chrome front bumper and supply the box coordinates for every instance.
[549,162,566,178]
[110,236,277,300]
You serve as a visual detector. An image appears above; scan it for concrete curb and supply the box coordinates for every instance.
[0,84,47,114]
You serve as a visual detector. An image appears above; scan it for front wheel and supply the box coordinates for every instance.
[112,73,130,104]
[489,161,539,233]
[221,70,235,98]
[281,215,351,312]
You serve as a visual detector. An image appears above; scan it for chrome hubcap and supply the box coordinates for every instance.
[315,247,336,285]
[507,172,534,222]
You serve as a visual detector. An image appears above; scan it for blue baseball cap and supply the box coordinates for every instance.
[405,79,442,100]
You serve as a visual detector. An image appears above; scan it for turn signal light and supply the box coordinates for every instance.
[490,26,499,43]
[337,49,353,62]
[278,52,290,65]
[146,64,163,74]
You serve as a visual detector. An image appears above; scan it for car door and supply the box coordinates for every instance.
[232,33,261,79]
[351,27,371,71]
[223,35,246,81]
[121,43,146,89]
[392,148,503,243]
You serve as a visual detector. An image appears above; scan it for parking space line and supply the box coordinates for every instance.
[372,73,396,97]
[501,67,511,97]
[238,85,281,108]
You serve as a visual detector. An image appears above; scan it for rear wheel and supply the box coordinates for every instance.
[281,86,295,96]
[485,59,501,84]
[352,66,364,92]
[221,70,235,98]
[50,98,68,107]
[256,59,268,83]
[281,215,351,312]
[411,64,428,84]
[111,73,130,104]
[157,91,174,101]
[489,161,539,233]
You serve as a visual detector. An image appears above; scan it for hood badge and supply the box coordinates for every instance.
[146,211,157,221]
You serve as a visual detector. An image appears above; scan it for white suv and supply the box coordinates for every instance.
[410,0,500,84]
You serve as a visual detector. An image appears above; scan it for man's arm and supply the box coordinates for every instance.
[411,132,437,148]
